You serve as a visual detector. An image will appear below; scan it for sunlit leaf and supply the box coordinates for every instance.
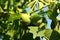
[38,2,45,9]
[26,1,35,7]
[28,26,45,39]
[39,23,47,29]
[0,0,60,40]
[54,23,60,33]
[44,29,52,40]
[4,1,8,10]
[0,7,4,13]
[17,8,23,13]
[37,19,43,24]
[6,29,15,37]
[28,26,39,39]
[57,9,60,13]
[56,17,60,21]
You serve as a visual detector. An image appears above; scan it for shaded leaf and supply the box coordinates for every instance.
[49,30,60,40]
[8,13,20,22]
[22,33,33,40]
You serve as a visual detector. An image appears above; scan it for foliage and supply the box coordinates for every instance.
[0,0,60,40]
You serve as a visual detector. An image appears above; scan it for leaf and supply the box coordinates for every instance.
[34,37,40,40]
[22,33,34,40]
[20,0,30,8]
[6,29,15,37]
[4,1,8,10]
[39,23,47,30]
[37,29,45,36]
[37,19,43,24]
[15,0,20,2]
[38,2,44,9]
[17,8,23,13]
[8,13,20,22]
[44,29,60,40]
[0,7,4,13]
[51,20,57,29]
[27,1,35,8]
[28,26,45,39]
[0,0,4,4]
[49,30,60,40]
[44,29,52,40]
[57,9,60,13]
[54,23,60,33]
[58,3,60,9]
[47,2,58,20]
[44,0,52,3]
[56,17,60,21]
[28,26,39,39]
[47,3,58,29]
[26,1,36,15]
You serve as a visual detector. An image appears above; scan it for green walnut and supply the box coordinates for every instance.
[20,13,31,25]
[31,14,40,22]
[30,13,40,25]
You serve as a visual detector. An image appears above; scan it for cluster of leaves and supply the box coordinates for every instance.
[0,0,60,40]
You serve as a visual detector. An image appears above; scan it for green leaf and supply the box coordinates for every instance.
[44,29,52,40]
[22,33,34,40]
[38,2,44,9]
[6,29,15,37]
[8,13,20,22]
[28,26,39,39]
[4,1,8,10]
[44,29,60,40]
[49,30,60,40]
[26,1,36,8]
[28,26,45,39]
